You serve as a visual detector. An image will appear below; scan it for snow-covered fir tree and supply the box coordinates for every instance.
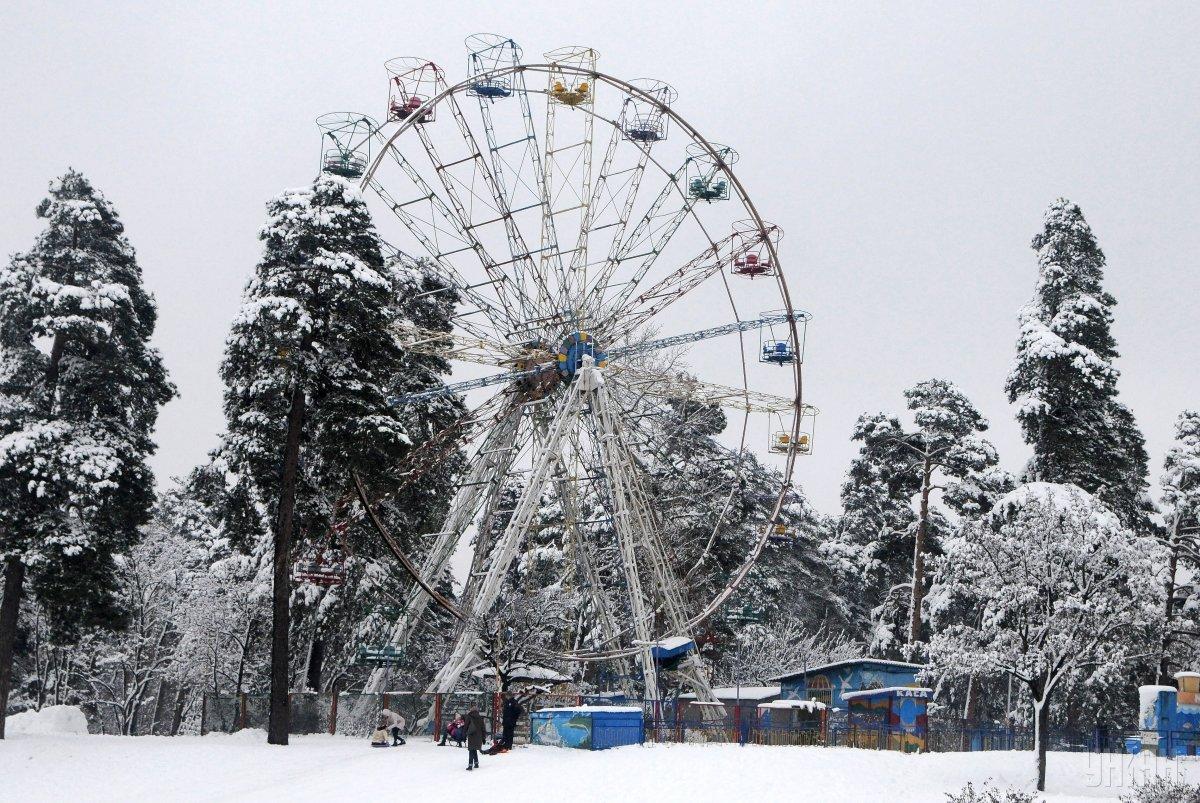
[831,379,1001,653]
[0,171,174,738]
[220,176,410,744]
[927,482,1164,791]
[1005,199,1151,530]
[1155,410,1200,683]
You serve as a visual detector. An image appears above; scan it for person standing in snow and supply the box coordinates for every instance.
[378,709,406,746]
[464,706,486,770]
[499,692,524,750]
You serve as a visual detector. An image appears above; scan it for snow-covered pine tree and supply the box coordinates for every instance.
[1005,199,1151,529]
[927,483,1163,792]
[0,171,174,738]
[1156,410,1200,683]
[900,379,999,646]
[832,380,999,652]
[289,257,466,697]
[829,413,920,651]
[220,176,409,744]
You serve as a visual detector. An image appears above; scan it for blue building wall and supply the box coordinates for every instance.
[1135,675,1200,756]
[774,660,923,710]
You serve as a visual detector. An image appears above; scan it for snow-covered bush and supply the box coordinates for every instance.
[1119,777,1200,803]
[945,782,1034,803]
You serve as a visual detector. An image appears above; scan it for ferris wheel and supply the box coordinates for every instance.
[316,35,817,703]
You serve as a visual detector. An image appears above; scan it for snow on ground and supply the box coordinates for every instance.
[2,734,1198,803]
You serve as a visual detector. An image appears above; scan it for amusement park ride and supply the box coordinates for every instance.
[302,35,818,708]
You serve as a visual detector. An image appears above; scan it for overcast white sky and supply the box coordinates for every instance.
[2,1,1198,514]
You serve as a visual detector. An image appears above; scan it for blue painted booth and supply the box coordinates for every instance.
[530,706,644,750]
[769,658,925,711]
[1128,671,1200,756]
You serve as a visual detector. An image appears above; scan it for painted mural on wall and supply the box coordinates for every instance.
[845,687,931,753]
[773,660,923,710]
[531,710,594,749]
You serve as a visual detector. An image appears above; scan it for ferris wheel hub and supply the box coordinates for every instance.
[555,331,607,380]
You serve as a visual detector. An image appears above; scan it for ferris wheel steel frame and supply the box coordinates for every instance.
[345,54,810,704]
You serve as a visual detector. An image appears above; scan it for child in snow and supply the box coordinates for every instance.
[438,713,466,747]
[378,709,406,746]
[464,706,486,770]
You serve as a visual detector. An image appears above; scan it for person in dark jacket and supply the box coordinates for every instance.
[500,692,524,749]
[464,706,486,770]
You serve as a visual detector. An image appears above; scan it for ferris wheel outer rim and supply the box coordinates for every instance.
[357,60,808,649]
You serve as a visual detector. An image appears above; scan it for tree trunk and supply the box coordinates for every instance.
[0,557,27,739]
[150,678,172,736]
[268,382,307,746]
[305,639,324,693]
[1158,513,1181,684]
[908,457,933,646]
[1034,692,1050,792]
[170,684,190,736]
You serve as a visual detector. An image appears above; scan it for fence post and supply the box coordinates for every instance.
[382,693,389,713]
[433,694,442,744]
[238,693,248,731]
[329,684,339,736]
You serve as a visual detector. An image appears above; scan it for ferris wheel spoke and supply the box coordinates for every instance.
[541,60,596,315]
[372,144,531,330]
[408,126,544,326]
[570,126,655,322]
[445,93,567,320]
[583,154,707,318]
[471,88,575,321]
[610,363,798,414]
[366,176,511,341]
[602,229,743,340]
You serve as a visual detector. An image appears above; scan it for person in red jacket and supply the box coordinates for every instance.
[439,713,466,747]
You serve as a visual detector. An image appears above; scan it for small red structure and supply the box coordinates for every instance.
[730,220,782,278]
[386,58,444,123]
[733,252,772,277]
[293,549,346,586]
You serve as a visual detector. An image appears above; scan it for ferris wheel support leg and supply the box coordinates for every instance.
[427,388,583,695]
[588,377,663,703]
[592,379,722,715]
[361,405,526,694]
[553,437,636,697]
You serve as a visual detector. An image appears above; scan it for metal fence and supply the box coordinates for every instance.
[196,692,1171,758]
[201,692,492,738]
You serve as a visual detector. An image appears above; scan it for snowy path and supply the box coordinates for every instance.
[2,733,1197,802]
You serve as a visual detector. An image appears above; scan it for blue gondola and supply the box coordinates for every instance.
[761,340,795,365]
[468,79,512,99]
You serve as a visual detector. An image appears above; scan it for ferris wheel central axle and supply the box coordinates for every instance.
[390,311,807,405]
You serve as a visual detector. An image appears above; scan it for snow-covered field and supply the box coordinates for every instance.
[3,732,1198,803]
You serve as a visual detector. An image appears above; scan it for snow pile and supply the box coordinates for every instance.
[536,705,643,713]
[1137,686,1174,729]
[680,686,781,701]
[757,699,826,712]
[6,705,89,735]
